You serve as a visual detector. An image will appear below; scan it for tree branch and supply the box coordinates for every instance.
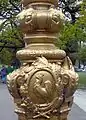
[9,0,21,12]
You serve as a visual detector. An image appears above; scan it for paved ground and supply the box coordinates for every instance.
[0,84,18,120]
[68,104,86,120]
[0,84,86,120]
[74,89,86,112]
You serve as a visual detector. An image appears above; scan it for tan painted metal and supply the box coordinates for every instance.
[7,0,78,120]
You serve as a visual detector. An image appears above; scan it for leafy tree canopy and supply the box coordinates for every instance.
[78,47,86,65]
[58,0,86,50]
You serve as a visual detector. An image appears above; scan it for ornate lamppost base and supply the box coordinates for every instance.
[7,0,78,120]
[7,56,78,120]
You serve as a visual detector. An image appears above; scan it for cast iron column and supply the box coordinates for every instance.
[7,0,78,120]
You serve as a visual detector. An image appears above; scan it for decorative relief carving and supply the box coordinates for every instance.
[7,1,78,120]
[7,56,78,119]
[17,6,64,34]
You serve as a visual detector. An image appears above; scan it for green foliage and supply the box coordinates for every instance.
[0,0,21,27]
[58,22,86,50]
[57,1,86,50]
[58,23,78,49]
[0,0,24,64]
[0,27,24,64]
[57,1,86,65]
[78,47,86,62]
[0,0,24,47]
[0,27,24,46]
[0,48,13,64]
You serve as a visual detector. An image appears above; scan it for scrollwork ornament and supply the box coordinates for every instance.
[7,56,78,119]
